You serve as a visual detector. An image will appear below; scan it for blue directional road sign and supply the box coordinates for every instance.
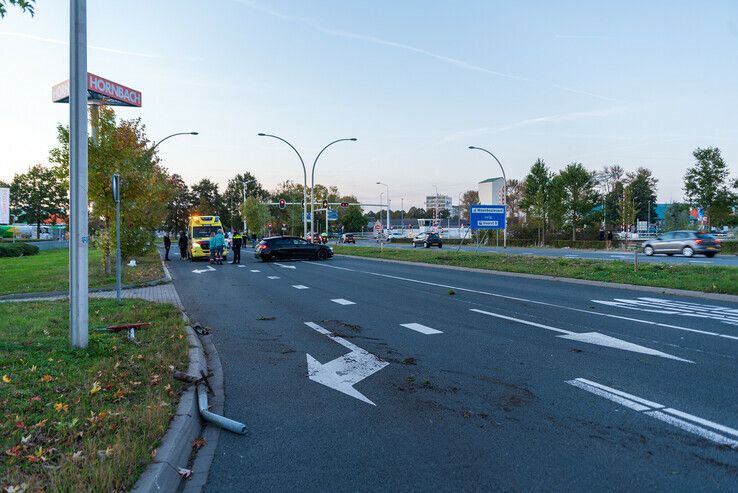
[327,209,338,221]
[469,204,506,230]
[302,212,312,222]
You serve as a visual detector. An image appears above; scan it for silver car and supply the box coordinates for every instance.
[642,231,721,258]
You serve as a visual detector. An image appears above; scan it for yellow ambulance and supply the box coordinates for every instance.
[188,215,228,261]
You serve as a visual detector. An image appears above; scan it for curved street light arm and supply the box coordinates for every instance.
[468,145,507,248]
[310,138,357,239]
[149,131,198,154]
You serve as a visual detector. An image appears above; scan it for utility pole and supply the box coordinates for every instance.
[69,0,89,349]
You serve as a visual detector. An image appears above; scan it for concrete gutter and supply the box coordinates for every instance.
[336,254,738,303]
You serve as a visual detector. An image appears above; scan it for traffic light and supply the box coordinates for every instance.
[340,202,349,208]
[322,199,328,209]
[278,198,286,209]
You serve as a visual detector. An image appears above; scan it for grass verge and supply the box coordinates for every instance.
[0,248,164,296]
[0,299,188,492]
[334,246,738,295]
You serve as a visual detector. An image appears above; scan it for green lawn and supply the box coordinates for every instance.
[0,299,188,492]
[0,248,164,296]
[334,246,738,295]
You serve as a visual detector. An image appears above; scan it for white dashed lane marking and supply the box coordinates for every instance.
[400,323,443,335]
[267,276,280,280]
[292,285,309,290]
[250,269,261,272]
[331,298,356,305]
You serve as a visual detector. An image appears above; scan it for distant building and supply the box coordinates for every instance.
[479,177,505,205]
[425,194,452,211]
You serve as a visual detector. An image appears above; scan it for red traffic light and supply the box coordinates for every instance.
[340,202,349,208]
[268,223,272,229]
[278,198,286,209]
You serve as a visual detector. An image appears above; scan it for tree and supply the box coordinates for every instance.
[520,159,553,244]
[223,173,267,231]
[0,0,34,18]
[191,179,224,219]
[459,190,479,223]
[505,179,524,225]
[662,203,692,231]
[597,165,624,231]
[164,174,193,234]
[242,196,271,237]
[10,164,67,238]
[552,163,599,241]
[50,106,172,269]
[683,147,737,228]
[625,167,658,224]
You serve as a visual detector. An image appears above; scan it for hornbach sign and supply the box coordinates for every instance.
[52,73,142,107]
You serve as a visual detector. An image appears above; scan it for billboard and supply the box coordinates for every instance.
[52,73,142,107]
[469,204,506,230]
[0,187,9,225]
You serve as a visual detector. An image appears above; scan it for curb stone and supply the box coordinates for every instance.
[336,254,738,303]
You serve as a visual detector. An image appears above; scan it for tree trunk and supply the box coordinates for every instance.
[571,213,577,241]
[36,221,41,240]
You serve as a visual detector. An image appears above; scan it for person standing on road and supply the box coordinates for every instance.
[209,231,217,265]
[231,228,242,264]
[178,231,188,260]
[163,233,171,261]
[214,228,225,265]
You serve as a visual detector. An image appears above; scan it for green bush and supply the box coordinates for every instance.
[0,242,40,257]
[720,241,738,255]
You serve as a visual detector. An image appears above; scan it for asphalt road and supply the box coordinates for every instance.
[166,246,738,491]
[349,239,738,267]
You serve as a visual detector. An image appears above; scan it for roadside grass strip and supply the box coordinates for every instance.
[0,247,164,296]
[0,299,188,492]
[333,246,738,295]
[567,378,738,448]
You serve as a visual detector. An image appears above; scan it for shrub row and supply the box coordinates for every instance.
[0,242,40,257]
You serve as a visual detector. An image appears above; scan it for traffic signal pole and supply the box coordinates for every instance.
[69,0,89,348]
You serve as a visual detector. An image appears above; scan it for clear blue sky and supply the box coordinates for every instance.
[2,0,737,209]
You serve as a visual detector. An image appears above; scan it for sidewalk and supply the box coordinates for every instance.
[0,283,182,308]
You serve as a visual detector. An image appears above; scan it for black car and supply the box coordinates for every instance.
[254,236,333,261]
[412,232,442,248]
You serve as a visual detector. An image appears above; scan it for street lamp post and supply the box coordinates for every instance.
[377,182,390,232]
[149,132,198,155]
[468,146,507,248]
[259,133,308,238]
[433,184,439,230]
[401,197,404,229]
[310,138,357,241]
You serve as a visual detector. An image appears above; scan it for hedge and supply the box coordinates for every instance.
[0,242,40,257]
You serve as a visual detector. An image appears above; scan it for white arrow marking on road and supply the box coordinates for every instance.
[192,265,216,274]
[400,323,443,335]
[275,263,296,269]
[331,298,356,305]
[470,309,692,362]
[304,322,389,406]
[557,332,693,362]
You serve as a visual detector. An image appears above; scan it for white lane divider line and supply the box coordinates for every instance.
[267,276,280,280]
[567,378,738,448]
[470,309,574,335]
[400,323,443,335]
[471,309,692,362]
[331,298,356,305]
[309,262,737,342]
[250,269,261,272]
[275,263,296,269]
[292,285,309,290]
[237,265,246,268]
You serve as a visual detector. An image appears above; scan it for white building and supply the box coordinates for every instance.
[478,177,505,205]
[425,194,452,211]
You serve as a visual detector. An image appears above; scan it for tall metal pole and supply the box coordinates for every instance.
[258,133,307,238]
[434,184,439,230]
[468,146,507,248]
[401,197,404,229]
[69,0,88,349]
[115,177,121,304]
[377,182,389,232]
[311,138,357,241]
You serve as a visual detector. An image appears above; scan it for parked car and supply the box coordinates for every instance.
[341,233,356,244]
[642,231,721,258]
[255,236,333,261]
[413,232,442,248]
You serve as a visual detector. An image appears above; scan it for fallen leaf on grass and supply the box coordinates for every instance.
[5,445,22,458]
[33,419,47,428]
[71,451,85,462]
[2,374,12,383]
[4,483,28,493]
[53,402,69,413]
[89,381,102,395]
[178,468,193,479]
[150,374,161,386]
[192,438,207,449]
[39,374,54,383]
[29,395,42,402]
